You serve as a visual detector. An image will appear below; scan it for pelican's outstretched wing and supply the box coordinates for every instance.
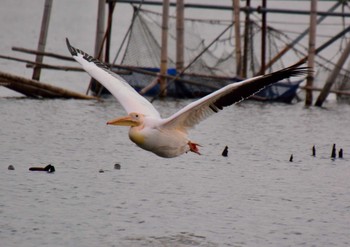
[162,63,309,132]
[66,38,160,118]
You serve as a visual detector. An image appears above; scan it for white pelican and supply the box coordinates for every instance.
[66,38,308,158]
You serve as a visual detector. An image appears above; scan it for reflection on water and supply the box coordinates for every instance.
[1,98,350,247]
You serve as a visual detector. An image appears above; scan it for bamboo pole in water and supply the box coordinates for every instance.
[88,0,106,96]
[300,86,350,97]
[315,39,350,106]
[259,0,267,75]
[242,0,250,78]
[13,47,74,61]
[176,0,184,72]
[233,0,242,77]
[95,0,106,60]
[293,26,350,66]
[105,2,116,63]
[159,0,170,97]
[0,54,81,72]
[95,2,117,97]
[108,1,350,17]
[305,0,317,106]
[32,0,53,81]
[262,1,341,72]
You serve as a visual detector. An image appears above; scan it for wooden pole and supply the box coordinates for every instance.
[94,2,116,97]
[233,0,242,76]
[32,0,53,81]
[242,0,250,78]
[152,22,234,101]
[176,0,185,72]
[87,0,106,96]
[315,39,350,107]
[300,86,350,97]
[13,47,74,61]
[159,0,170,97]
[105,2,116,64]
[292,25,350,66]
[263,1,341,72]
[95,0,106,59]
[259,0,267,75]
[106,1,350,17]
[0,54,76,70]
[0,71,97,100]
[305,0,317,106]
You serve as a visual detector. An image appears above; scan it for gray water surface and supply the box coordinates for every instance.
[1,98,350,247]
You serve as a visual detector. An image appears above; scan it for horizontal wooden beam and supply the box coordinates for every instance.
[0,54,83,72]
[109,0,350,17]
[300,86,350,96]
[12,46,74,61]
[0,70,97,99]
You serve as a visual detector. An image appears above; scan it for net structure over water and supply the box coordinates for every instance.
[112,7,350,101]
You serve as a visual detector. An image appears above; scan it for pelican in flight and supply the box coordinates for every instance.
[66,39,308,158]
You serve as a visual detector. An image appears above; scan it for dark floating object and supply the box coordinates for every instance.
[114,163,121,170]
[339,148,343,159]
[99,169,104,173]
[29,164,55,173]
[312,145,316,157]
[8,165,15,170]
[222,146,228,157]
[331,144,336,159]
[289,154,293,162]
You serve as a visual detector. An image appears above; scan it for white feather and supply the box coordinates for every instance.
[68,41,160,118]
[162,76,262,131]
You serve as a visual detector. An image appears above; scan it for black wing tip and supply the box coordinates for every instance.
[65,38,113,72]
[289,67,311,77]
[212,62,311,110]
[284,61,313,76]
[263,62,311,81]
[66,37,77,56]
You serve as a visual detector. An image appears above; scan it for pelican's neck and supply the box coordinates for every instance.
[129,125,145,145]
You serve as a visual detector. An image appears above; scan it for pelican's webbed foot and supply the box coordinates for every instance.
[188,141,201,155]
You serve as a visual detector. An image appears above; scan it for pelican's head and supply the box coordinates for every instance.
[107,112,144,127]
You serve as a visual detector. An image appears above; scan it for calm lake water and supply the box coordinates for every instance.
[1,98,350,247]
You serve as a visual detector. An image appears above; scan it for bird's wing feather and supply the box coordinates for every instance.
[162,63,309,132]
[66,38,160,118]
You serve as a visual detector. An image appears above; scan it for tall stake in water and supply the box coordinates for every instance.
[176,0,184,72]
[233,0,242,77]
[32,0,53,81]
[305,0,318,106]
[159,0,170,97]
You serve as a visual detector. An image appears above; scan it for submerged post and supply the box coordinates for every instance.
[159,0,170,97]
[305,0,317,106]
[315,39,350,107]
[32,0,53,81]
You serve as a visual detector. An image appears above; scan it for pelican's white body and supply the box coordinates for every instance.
[129,117,190,157]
